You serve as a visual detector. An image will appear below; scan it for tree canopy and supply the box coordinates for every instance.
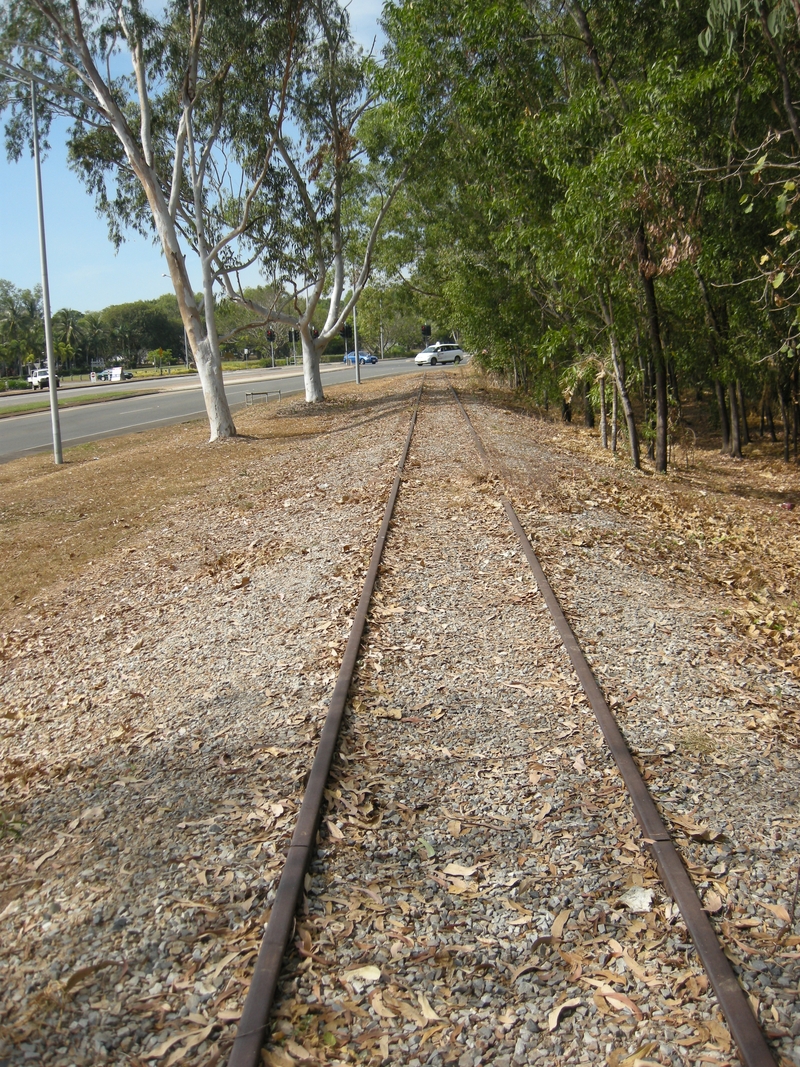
[376,0,800,468]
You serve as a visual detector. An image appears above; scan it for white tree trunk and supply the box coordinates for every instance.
[300,330,325,402]
[157,222,235,441]
[193,335,236,440]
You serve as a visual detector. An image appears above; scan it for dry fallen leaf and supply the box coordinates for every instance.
[284,1039,314,1061]
[547,996,581,1031]
[669,812,721,841]
[372,706,402,720]
[263,1051,296,1067]
[165,1025,214,1065]
[705,1017,732,1051]
[446,878,471,894]
[417,992,441,1021]
[611,1041,659,1066]
[370,991,396,1019]
[32,840,64,871]
[605,990,643,1019]
[443,862,477,878]
[144,1032,188,1060]
[385,995,427,1026]
[704,889,724,913]
[761,902,791,923]
[343,965,381,984]
[63,960,116,993]
[550,908,571,939]
[511,937,553,981]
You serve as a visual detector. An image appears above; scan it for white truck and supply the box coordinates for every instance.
[27,366,59,390]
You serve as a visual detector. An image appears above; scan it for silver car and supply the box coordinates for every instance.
[414,342,464,366]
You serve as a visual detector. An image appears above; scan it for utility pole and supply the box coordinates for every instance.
[379,294,385,360]
[31,80,62,465]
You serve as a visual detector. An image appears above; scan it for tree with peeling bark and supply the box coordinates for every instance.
[219,0,411,403]
[0,0,310,439]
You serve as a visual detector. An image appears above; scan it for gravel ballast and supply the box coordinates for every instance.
[1,373,798,1067]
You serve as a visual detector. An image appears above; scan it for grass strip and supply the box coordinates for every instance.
[0,390,153,418]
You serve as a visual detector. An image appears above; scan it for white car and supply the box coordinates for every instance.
[415,343,464,366]
[27,367,59,389]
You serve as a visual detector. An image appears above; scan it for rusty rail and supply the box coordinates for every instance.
[450,385,776,1067]
[228,380,424,1067]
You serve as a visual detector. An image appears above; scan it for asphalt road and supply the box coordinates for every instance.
[0,359,428,463]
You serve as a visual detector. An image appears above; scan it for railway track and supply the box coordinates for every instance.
[230,377,778,1067]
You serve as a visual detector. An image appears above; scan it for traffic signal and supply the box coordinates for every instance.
[311,326,320,338]
[340,322,353,338]
[422,324,432,337]
[266,329,276,342]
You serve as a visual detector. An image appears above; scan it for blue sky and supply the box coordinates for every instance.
[0,1,385,314]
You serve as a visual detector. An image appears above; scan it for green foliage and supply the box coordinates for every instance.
[0,279,42,374]
[379,0,798,463]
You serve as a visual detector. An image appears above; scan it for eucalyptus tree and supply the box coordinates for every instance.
[0,0,308,439]
[217,0,412,402]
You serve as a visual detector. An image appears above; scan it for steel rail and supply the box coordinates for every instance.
[228,381,425,1067]
[450,385,776,1067]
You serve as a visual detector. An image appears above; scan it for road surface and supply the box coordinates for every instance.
[0,359,430,463]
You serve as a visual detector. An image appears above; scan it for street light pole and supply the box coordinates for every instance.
[31,79,62,465]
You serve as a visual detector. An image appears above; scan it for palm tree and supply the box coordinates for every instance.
[0,286,42,375]
[53,309,85,375]
[0,295,23,376]
[81,313,109,371]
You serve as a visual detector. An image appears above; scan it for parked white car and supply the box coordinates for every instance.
[27,367,59,389]
[414,342,464,366]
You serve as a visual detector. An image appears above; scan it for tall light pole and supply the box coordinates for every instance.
[31,80,62,465]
